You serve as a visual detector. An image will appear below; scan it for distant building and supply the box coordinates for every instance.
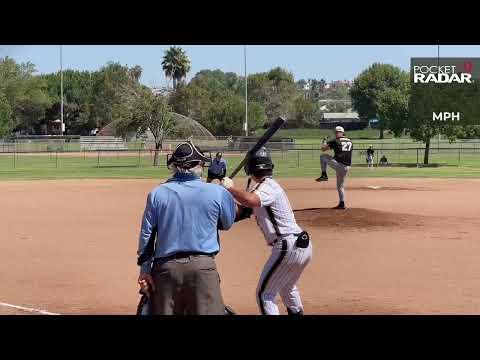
[330,80,353,89]
[320,112,367,130]
[151,87,172,97]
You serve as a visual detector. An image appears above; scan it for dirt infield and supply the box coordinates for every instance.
[1,177,480,315]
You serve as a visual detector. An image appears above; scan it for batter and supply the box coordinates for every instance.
[222,147,312,315]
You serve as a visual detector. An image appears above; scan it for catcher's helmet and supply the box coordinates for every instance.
[167,141,211,169]
[244,147,274,176]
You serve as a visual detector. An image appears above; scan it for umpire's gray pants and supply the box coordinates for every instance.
[320,154,350,203]
[150,255,225,315]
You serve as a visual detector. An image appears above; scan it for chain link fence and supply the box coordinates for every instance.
[0,146,479,172]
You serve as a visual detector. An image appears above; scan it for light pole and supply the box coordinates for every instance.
[60,45,64,136]
[244,45,248,137]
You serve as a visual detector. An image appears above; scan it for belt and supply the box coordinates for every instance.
[271,233,302,245]
[153,251,215,263]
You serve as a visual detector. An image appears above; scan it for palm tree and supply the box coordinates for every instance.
[161,46,191,90]
[129,65,143,83]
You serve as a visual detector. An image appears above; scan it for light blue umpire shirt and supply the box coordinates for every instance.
[137,172,236,273]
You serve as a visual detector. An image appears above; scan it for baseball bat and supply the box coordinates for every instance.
[229,117,286,179]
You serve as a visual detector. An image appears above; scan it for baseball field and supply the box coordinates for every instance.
[1,167,480,314]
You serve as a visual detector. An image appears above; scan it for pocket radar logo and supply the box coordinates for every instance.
[413,61,474,84]
[410,58,480,127]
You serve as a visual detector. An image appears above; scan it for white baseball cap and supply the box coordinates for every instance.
[335,126,344,133]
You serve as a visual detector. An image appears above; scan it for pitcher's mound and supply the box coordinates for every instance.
[294,208,423,229]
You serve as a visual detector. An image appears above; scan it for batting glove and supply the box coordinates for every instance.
[221,177,234,189]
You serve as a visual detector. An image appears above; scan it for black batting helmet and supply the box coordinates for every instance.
[244,147,274,176]
[167,141,211,169]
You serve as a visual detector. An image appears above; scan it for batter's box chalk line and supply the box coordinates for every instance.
[0,301,61,315]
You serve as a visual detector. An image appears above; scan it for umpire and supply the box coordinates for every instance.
[136,141,237,315]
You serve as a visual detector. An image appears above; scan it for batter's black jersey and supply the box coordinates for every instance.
[327,137,353,166]
[367,148,374,156]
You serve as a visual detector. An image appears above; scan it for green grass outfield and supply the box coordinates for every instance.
[1,150,480,181]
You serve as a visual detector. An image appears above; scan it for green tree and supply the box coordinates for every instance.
[200,93,265,136]
[331,83,350,99]
[247,68,296,124]
[114,90,174,166]
[169,83,213,121]
[129,65,143,83]
[41,64,144,135]
[324,101,350,113]
[41,70,95,134]
[350,63,409,139]
[291,96,318,128]
[169,69,266,136]
[89,62,143,129]
[0,57,51,135]
[267,67,295,90]
[247,101,267,133]
[377,87,410,138]
[407,83,443,164]
[161,46,191,90]
[296,79,308,98]
[0,92,13,137]
[309,79,327,100]
[189,70,242,96]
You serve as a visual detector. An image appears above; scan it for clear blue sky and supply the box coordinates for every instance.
[2,45,480,87]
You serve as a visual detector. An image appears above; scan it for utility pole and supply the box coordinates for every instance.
[244,45,248,137]
[60,45,64,136]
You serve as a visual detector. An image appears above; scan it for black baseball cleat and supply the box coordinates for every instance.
[287,308,304,316]
[224,305,236,315]
[315,175,328,182]
[332,202,346,210]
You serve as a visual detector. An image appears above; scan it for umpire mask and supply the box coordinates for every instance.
[167,141,212,171]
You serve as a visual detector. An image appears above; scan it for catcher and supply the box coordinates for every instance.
[221,147,312,315]
[207,152,227,183]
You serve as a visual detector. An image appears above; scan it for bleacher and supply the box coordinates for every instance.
[80,136,128,151]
